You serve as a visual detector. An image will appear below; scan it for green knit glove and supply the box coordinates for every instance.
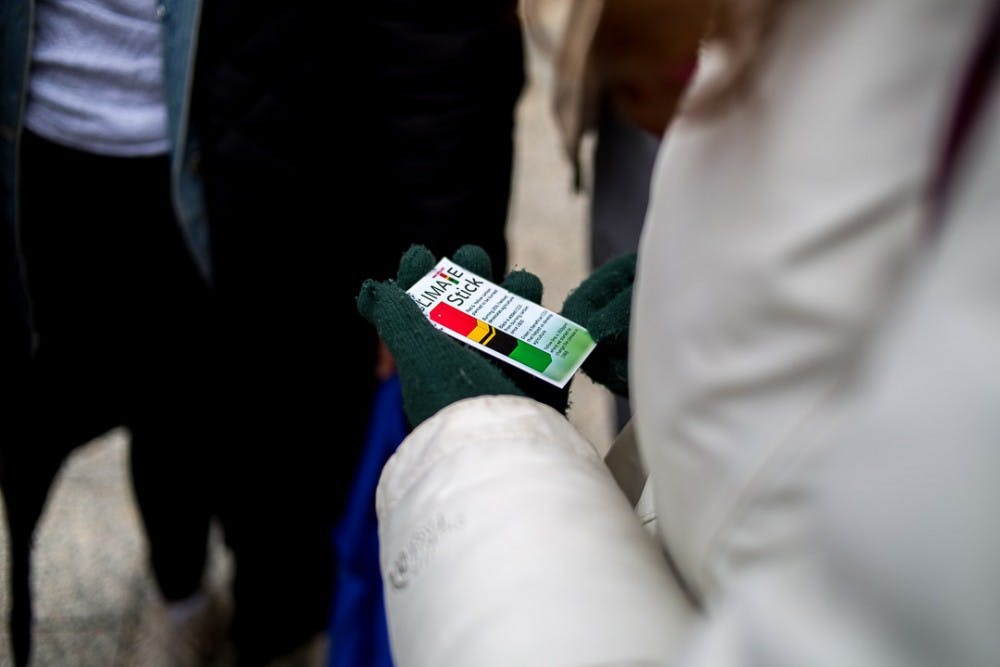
[561,252,636,397]
[358,244,567,427]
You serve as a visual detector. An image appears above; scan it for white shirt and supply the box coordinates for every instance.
[25,0,169,156]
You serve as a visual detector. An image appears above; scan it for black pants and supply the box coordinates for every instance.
[14,130,369,664]
[202,132,377,664]
[7,131,214,662]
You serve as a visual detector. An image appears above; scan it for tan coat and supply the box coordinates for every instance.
[532,0,703,173]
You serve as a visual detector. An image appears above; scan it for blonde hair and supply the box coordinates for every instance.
[685,0,790,116]
[519,0,789,119]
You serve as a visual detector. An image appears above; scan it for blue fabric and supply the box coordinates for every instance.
[160,0,212,277]
[329,375,405,667]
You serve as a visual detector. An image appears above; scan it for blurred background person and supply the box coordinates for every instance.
[0,0,215,665]
[2,1,524,666]
[189,0,524,663]
[528,0,703,428]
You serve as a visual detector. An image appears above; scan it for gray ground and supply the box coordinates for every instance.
[0,18,615,665]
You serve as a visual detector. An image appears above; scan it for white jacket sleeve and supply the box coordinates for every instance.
[376,395,696,667]
[676,68,1000,667]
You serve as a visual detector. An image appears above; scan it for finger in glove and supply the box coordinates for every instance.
[357,276,523,426]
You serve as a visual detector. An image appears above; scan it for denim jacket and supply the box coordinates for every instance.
[0,0,211,355]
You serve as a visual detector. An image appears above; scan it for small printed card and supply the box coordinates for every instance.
[405,258,596,388]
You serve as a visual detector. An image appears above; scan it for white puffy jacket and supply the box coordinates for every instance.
[375,1,1000,664]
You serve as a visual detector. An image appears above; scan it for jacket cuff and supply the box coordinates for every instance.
[374,394,696,667]
[376,394,596,521]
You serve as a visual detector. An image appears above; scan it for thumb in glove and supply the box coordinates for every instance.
[358,244,565,426]
[561,252,636,397]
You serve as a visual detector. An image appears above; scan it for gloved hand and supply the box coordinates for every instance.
[358,244,568,427]
[561,252,636,397]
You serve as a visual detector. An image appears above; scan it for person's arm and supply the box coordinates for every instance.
[678,85,1000,667]
[358,246,697,666]
[377,395,696,667]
